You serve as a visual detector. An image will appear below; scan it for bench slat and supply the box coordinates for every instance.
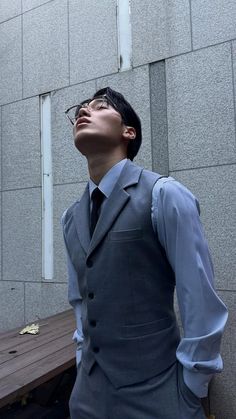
[0,310,73,350]
[0,344,75,408]
[0,310,77,409]
[0,332,75,380]
[0,317,75,365]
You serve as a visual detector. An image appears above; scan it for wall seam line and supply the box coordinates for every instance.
[67,0,71,85]
[23,0,55,15]
[23,282,26,324]
[216,289,236,293]
[0,13,22,25]
[2,185,42,193]
[132,38,236,68]
[148,64,154,172]
[169,162,236,174]
[230,41,236,146]
[164,60,170,176]
[0,279,68,285]
[1,181,87,193]
[189,0,193,51]
[21,3,23,99]
[163,60,169,176]
[1,105,3,282]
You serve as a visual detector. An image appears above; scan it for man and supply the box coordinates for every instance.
[62,87,228,419]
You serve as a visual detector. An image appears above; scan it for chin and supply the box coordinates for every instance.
[74,135,95,156]
[74,137,86,154]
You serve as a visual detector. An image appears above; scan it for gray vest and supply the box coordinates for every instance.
[63,160,180,388]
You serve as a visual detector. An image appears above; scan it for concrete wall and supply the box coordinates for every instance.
[0,1,235,416]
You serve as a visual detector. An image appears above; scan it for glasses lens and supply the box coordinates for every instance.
[66,105,80,124]
[91,98,109,109]
[66,97,111,124]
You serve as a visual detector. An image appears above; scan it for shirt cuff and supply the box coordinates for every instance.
[76,347,82,367]
[72,330,83,368]
[183,367,213,398]
[72,329,84,344]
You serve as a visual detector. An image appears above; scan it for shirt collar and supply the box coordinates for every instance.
[89,158,127,198]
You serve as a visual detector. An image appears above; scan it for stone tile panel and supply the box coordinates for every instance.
[150,61,168,175]
[166,43,236,170]
[25,282,70,322]
[131,0,191,66]
[69,0,118,84]
[2,97,41,190]
[0,0,21,23]
[0,17,22,105]
[23,0,69,97]
[0,281,24,332]
[192,0,236,49]
[2,188,42,282]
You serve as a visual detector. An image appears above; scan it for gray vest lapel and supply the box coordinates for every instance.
[87,161,143,258]
[72,184,90,254]
[88,186,130,257]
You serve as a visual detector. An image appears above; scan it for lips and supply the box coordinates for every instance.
[76,117,91,127]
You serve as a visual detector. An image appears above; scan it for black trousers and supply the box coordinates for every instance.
[69,361,205,419]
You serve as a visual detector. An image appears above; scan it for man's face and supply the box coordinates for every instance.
[72,97,127,156]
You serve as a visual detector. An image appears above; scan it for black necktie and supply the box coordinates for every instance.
[90,188,105,236]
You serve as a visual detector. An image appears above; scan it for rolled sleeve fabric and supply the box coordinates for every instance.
[152,178,228,398]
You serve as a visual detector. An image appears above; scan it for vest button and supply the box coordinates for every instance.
[93,347,100,353]
[88,292,94,299]
[86,259,93,268]
[90,320,97,327]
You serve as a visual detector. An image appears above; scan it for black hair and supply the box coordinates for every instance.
[93,87,142,161]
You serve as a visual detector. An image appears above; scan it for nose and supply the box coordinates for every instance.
[78,106,91,118]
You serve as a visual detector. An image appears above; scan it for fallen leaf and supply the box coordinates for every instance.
[19,323,39,335]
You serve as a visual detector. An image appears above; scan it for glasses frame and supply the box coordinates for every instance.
[64,94,121,126]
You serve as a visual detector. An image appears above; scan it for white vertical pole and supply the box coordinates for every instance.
[117,0,132,71]
[40,94,53,281]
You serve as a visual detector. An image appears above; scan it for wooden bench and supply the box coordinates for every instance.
[0,310,212,417]
[0,309,76,409]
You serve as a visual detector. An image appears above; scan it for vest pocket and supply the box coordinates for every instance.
[108,228,142,241]
[121,316,173,338]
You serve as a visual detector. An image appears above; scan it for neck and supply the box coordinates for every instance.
[87,152,126,184]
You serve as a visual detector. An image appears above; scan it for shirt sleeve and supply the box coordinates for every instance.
[61,209,84,367]
[152,177,228,398]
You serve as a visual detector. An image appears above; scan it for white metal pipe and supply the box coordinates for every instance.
[40,93,53,281]
[117,0,132,71]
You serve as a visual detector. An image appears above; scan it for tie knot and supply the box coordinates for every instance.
[91,187,104,204]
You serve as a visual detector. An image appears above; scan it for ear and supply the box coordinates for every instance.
[122,126,136,143]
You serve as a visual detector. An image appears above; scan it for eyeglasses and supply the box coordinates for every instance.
[65,94,120,125]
